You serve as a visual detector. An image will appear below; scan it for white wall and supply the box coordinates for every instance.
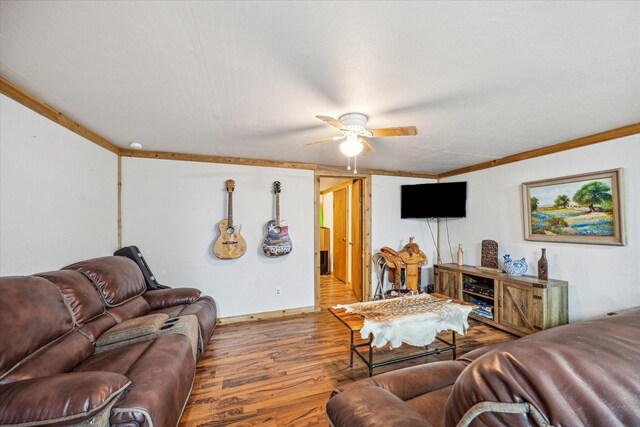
[440,135,640,321]
[371,175,439,295]
[0,95,118,275]
[121,157,314,318]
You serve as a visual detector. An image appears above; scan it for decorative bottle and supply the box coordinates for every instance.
[456,244,463,266]
[538,248,548,280]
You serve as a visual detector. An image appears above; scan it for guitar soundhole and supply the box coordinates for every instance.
[273,226,281,234]
[226,227,234,234]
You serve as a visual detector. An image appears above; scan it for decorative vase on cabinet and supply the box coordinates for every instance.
[538,248,548,280]
[456,244,464,266]
[503,255,527,276]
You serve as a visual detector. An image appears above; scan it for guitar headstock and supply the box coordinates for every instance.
[226,179,235,192]
[273,181,281,194]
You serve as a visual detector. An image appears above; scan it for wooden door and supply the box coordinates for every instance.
[332,188,348,283]
[350,180,363,301]
[499,281,535,334]
[435,269,459,299]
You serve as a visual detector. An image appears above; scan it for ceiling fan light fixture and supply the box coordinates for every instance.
[339,132,363,157]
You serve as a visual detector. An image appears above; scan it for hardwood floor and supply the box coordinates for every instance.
[179,275,515,426]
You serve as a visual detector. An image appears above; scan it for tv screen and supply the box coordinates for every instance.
[401,182,467,218]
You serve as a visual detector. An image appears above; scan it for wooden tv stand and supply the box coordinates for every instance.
[434,264,568,336]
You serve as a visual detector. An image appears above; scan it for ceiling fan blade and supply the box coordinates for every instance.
[360,138,374,155]
[302,136,344,146]
[368,126,418,137]
[316,115,346,131]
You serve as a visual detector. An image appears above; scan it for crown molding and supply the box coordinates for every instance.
[119,148,439,178]
[0,76,121,155]
[438,123,640,179]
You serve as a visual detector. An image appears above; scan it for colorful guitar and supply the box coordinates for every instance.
[262,181,293,257]
[213,179,247,259]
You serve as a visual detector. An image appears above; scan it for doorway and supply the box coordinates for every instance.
[315,173,371,308]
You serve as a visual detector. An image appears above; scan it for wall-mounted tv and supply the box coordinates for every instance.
[401,182,467,218]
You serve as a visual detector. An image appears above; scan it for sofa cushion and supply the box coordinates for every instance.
[405,385,453,426]
[74,340,155,376]
[109,336,195,427]
[96,313,169,347]
[74,335,196,427]
[106,296,150,323]
[0,276,74,378]
[0,371,130,425]
[0,331,94,385]
[37,270,105,325]
[64,256,146,307]
[80,313,118,343]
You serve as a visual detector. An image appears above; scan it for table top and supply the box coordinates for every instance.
[328,293,474,333]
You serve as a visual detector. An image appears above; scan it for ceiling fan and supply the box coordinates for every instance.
[304,113,418,158]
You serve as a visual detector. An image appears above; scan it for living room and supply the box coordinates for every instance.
[1,2,638,426]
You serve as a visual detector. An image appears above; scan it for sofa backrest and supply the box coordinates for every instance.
[1,256,152,384]
[64,256,147,307]
[444,308,640,426]
[37,270,105,325]
[0,276,78,381]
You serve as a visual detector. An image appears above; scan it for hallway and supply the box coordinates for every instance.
[320,275,357,309]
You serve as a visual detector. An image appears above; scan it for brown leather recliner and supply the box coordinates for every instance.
[326,307,640,426]
[0,256,217,426]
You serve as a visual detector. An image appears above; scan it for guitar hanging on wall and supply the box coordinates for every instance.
[213,179,247,259]
[262,181,293,257]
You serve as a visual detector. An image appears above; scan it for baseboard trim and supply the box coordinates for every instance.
[217,306,317,325]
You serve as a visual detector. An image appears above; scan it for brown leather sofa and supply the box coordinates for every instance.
[0,256,217,426]
[326,307,640,427]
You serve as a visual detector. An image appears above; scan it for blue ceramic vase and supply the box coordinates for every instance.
[503,255,527,276]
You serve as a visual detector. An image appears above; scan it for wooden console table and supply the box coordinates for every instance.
[329,293,473,376]
[434,264,568,337]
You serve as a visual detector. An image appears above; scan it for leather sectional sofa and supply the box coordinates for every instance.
[326,306,640,427]
[0,255,216,426]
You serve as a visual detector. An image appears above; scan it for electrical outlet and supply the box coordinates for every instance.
[275,287,281,297]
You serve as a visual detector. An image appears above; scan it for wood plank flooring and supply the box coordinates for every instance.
[179,276,516,426]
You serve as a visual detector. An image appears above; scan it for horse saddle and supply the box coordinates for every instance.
[378,237,428,292]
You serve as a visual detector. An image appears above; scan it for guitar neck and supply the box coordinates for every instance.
[275,193,280,226]
[227,191,234,228]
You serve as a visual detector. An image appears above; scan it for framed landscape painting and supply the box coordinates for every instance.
[522,169,625,245]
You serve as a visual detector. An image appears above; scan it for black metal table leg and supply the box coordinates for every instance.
[350,330,354,368]
[368,335,373,377]
[452,331,457,359]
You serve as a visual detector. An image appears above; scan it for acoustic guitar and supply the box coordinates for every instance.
[213,179,247,259]
[262,181,292,257]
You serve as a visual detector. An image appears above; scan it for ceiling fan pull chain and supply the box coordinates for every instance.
[347,156,351,171]
[353,155,357,174]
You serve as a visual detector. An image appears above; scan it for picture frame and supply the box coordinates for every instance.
[521,169,625,246]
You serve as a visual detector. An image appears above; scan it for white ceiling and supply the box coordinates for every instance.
[1,1,639,174]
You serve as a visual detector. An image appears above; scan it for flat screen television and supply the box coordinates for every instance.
[401,182,467,218]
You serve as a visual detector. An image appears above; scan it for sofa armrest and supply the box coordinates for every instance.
[143,288,201,310]
[333,360,466,402]
[0,371,130,425]
[326,385,432,427]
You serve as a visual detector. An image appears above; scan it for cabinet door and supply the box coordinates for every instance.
[435,269,458,299]
[499,281,535,334]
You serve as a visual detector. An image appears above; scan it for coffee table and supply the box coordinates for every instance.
[328,293,474,376]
